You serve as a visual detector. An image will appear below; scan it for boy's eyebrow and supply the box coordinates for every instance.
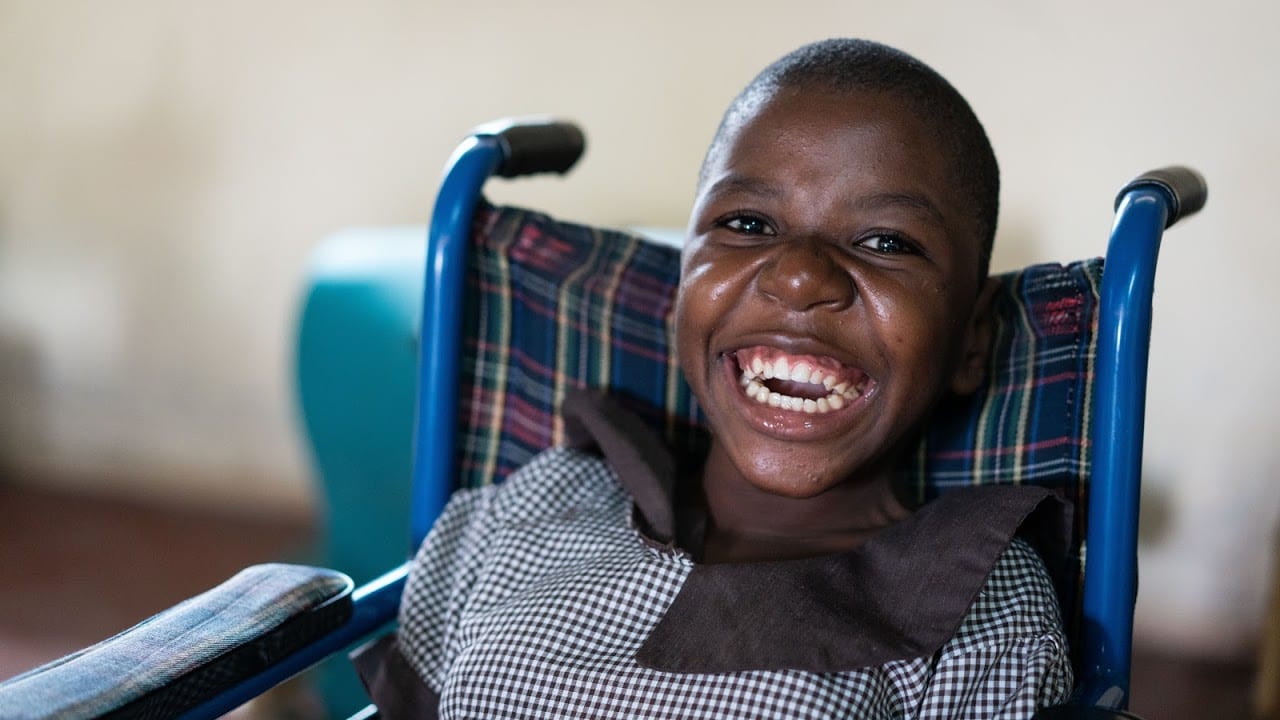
[854,192,947,227]
[702,174,785,200]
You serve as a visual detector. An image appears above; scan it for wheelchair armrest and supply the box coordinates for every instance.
[1035,704,1145,719]
[0,563,353,719]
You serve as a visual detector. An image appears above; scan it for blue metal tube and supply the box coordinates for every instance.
[1077,187,1170,708]
[179,564,409,720]
[411,137,506,548]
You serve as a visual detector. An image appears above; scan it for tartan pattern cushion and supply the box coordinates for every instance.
[913,264,1099,502]
[458,204,703,488]
[455,203,1100,638]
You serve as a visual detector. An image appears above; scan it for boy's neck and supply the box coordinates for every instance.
[696,447,913,564]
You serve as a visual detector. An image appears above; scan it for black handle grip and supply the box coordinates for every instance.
[472,117,586,179]
[1114,165,1207,229]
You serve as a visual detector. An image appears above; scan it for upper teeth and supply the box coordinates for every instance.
[738,355,864,414]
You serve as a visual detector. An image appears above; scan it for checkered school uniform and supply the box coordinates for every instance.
[357,392,1073,719]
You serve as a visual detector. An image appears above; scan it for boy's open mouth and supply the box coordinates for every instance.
[732,346,871,414]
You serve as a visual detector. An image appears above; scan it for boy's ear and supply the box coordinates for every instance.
[948,278,999,396]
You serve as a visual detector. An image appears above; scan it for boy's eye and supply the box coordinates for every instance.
[721,215,776,236]
[856,233,917,255]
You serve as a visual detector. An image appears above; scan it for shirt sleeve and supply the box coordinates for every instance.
[917,538,1075,719]
[394,482,505,698]
[988,631,1075,719]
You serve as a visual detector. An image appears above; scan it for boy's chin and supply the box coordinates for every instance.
[707,432,906,502]
[745,476,843,500]
[726,451,866,500]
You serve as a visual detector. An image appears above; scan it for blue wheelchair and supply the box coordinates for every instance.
[0,119,1206,719]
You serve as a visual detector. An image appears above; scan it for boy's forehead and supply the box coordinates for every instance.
[723,85,921,155]
[705,87,929,196]
[709,88,956,207]
[694,86,987,271]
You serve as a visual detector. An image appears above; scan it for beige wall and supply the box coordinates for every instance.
[2,1,1275,659]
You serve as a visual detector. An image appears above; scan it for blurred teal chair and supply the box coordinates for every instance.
[294,227,425,715]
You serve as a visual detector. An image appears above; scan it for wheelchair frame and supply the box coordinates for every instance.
[179,120,1204,718]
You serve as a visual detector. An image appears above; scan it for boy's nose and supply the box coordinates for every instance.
[755,239,855,312]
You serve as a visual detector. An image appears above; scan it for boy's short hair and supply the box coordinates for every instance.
[701,38,1000,276]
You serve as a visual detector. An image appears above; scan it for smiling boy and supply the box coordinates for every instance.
[679,63,1000,563]
[358,39,1073,719]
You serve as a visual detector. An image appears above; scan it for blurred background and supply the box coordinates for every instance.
[1,0,1276,717]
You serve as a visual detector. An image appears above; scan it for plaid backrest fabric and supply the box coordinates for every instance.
[458,204,703,488]
[456,202,1100,628]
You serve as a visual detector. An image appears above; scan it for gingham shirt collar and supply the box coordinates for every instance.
[562,389,1071,673]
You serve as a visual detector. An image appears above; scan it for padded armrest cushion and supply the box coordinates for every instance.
[0,563,353,720]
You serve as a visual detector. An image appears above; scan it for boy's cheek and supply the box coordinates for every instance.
[675,263,747,349]
[680,246,736,298]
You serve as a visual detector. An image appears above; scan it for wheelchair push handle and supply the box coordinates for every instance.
[472,117,586,179]
[1114,165,1207,228]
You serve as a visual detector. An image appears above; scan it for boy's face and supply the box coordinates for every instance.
[676,86,993,500]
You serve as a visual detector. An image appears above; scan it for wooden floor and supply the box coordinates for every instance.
[0,481,320,717]
[0,482,1261,719]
